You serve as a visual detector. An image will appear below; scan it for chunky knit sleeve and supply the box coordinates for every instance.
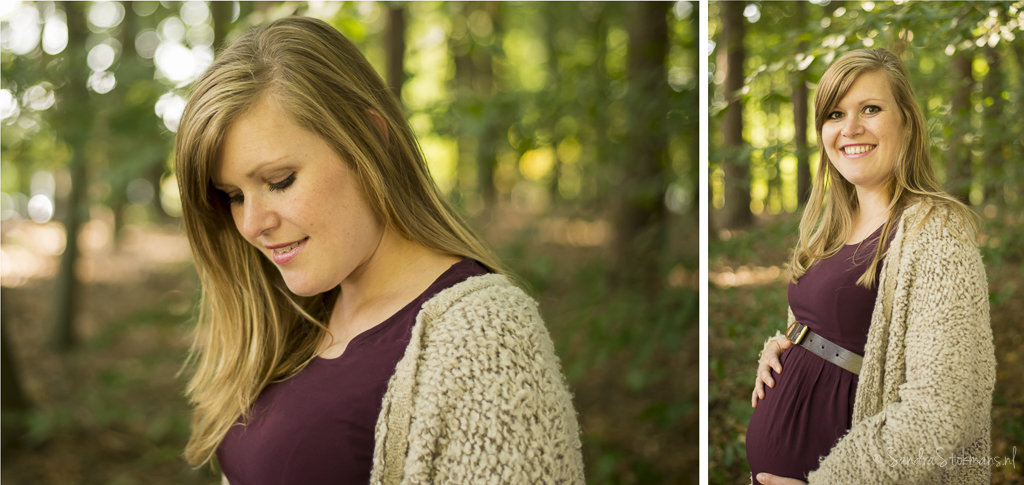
[377,275,584,484]
[808,208,996,484]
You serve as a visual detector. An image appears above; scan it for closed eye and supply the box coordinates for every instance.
[269,173,296,192]
[221,190,243,206]
[219,173,294,206]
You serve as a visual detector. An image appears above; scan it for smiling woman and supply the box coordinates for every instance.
[211,96,385,298]
[745,49,995,485]
[820,70,904,214]
[173,16,583,484]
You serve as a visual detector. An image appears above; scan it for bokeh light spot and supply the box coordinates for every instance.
[42,13,68,54]
[88,1,125,30]
[135,29,160,59]
[88,43,116,71]
[27,194,54,223]
[88,71,117,94]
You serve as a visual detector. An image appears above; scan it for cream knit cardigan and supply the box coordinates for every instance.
[777,202,996,484]
[221,274,583,485]
[368,273,585,484]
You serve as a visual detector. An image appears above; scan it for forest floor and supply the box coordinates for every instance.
[707,209,1024,485]
[1,207,698,485]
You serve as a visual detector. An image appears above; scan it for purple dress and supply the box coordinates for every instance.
[217,259,487,485]
[746,223,893,484]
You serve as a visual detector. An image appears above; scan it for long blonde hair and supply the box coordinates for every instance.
[789,48,978,288]
[174,16,505,466]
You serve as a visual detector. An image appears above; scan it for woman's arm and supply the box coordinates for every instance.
[807,215,995,484]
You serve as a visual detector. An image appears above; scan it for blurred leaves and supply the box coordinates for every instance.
[710,1,1024,216]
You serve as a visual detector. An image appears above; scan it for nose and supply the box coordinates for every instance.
[237,195,278,240]
[840,115,864,138]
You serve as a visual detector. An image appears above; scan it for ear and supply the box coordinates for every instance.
[366,109,389,143]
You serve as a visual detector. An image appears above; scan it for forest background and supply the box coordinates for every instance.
[1,1,697,484]
[708,1,1024,484]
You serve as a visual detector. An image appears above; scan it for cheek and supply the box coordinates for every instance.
[820,126,837,144]
[228,207,247,239]
[821,129,839,156]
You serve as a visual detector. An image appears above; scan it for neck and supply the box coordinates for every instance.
[319,227,461,358]
[855,186,892,223]
[335,228,434,317]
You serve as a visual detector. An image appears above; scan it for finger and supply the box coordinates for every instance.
[759,369,775,388]
[757,472,804,485]
[751,389,758,408]
[767,355,783,374]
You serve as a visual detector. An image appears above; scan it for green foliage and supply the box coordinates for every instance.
[499,232,697,482]
[710,216,798,263]
[980,211,1024,268]
[555,262,696,384]
[710,1,1024,216]
[1002,416,1024,445]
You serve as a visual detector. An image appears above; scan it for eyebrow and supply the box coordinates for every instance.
[211,156,289,189]
[837,97,888,106]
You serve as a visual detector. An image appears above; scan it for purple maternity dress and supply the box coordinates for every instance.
[217,259,488,485]
[746,223,895,484]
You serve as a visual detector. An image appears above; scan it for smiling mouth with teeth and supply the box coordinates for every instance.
[843,145,876,155]
[273,238,306,254]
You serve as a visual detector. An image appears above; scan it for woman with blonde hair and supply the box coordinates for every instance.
[746,48,995,484]
[174,16,583,484]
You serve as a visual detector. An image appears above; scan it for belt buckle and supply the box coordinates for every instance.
[786,321,809,345]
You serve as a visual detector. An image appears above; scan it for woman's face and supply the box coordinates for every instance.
[213,96,383,297]
[821,69,905,195]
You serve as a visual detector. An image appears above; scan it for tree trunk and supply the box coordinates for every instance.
[2,288,31,450]
[211,0,236,50]
[721,1,751,229]
[450,2,475,199]
[614,1,669,286]
[50,2,93,351]
[475,2,499,209]
[768,101,781,213]
[793,0,811,205]
[982,44,1003,204]
[385,5,406,102]
[545,3,562,202]
[689,1,700,218]
[947,51,973,203]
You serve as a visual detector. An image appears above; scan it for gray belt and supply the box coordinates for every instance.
[786,321,863,375]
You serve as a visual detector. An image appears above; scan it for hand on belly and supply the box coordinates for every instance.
[757,472,807,485]
[752,339,792,407]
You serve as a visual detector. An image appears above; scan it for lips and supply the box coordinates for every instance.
[842,144,876,155]
[273,240,303,254]
[267,237,308,265]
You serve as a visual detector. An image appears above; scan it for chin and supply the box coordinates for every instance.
[281,276,329,297]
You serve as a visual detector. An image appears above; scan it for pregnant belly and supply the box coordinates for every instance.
[745,345,859,484]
